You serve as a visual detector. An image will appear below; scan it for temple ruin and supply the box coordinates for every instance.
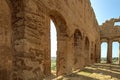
[100,18,120,64]
[0,0,120,80]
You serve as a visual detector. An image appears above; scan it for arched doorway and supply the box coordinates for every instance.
[50,11,69,76]
[73,29,82,70]
[50,20,57,76]
[44,10,69,77]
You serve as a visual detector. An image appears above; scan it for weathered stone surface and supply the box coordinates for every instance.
[0,46,12,80]
[100,17,120,40]
[0,0,101,80]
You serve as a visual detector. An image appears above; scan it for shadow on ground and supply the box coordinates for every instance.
[45,63,120,80]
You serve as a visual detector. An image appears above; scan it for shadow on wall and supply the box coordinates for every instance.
[0,46,12,80]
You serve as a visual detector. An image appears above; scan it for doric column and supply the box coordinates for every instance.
[98,42,101,63]
[107,40,112,63]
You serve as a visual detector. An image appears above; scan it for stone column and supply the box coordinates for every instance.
[10,1,49,80]
[81,36,86,67]
[118,42,120,65]
[107,40,112,63]
[97,42,101,63]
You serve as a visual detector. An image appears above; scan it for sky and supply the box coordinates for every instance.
[90,0,120,58]
[50,20,57,57]
[50,0,120,57]
[90,0,120,25]
[101,42,119,58]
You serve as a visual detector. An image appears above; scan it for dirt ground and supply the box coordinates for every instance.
[45,63,120,80]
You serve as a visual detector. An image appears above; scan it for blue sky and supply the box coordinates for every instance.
[90,0,120,57]
[90,0,120,25]
[101,42,119,58]
[50,0,120,57]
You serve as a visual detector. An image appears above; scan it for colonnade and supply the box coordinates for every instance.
[101,40,120,64]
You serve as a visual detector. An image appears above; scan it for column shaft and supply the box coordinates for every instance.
[98,42,101,63]
[107,40,112,63]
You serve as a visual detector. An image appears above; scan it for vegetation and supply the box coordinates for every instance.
[101,57,107,63]
[51,57,56,71]
[101,57,119,64]
[112,57,119,64]
[51,57,119,71]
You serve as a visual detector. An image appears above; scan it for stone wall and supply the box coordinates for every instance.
[0,0,100,80]
[0,0,12,80]
[100,17,120,40]
[100,17,120,63]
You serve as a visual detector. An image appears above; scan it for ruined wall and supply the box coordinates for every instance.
[0,0,100,80]
[99,17,120,63]
[100,17,120,41]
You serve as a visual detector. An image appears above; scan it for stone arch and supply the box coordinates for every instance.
[84,37,90,66]
[44,10,70,76]
[73,29,83,70]
[49,11,69,37]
